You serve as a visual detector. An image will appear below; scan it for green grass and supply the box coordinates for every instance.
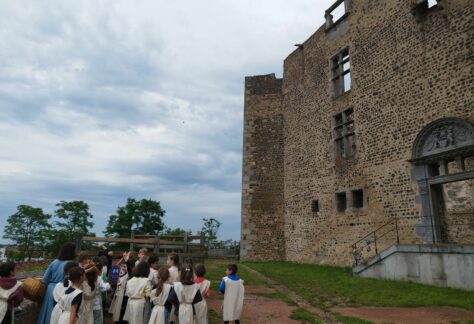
[334,313,374,324]
[244,261,474,311]
[204,259,269,291]
[251,291,298,306]
[208,309,222,324]
[19,264,48,272]
[289,308,323,324]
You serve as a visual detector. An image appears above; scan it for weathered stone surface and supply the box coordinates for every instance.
[241,0,474,266]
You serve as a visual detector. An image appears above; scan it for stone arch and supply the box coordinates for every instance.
[410,117,474,243]
[412,117,474,160]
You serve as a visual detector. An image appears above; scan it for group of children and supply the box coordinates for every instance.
[43,248,244,324]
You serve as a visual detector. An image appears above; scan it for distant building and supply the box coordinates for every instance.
[241,0,474,267]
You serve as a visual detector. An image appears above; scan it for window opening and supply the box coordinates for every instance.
[311,200,320,214]
[333,107,355,158]
[336,192,347,212]
[331,47,351,96]
[352,189,364,208]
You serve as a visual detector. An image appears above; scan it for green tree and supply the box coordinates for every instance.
[104,198,166,238]
[46,200,95,254]
[161,227,192,236]
[201,217,221,246]
[3,205,51,260]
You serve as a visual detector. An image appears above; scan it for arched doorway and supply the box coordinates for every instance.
[410,118,474,243]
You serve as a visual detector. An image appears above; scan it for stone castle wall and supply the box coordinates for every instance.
[241,0,474,265]
[240,74,286,260]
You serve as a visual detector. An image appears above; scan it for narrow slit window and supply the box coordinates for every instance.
[311,200,320,214]
[336,192,347,212]
[352,189,364,208]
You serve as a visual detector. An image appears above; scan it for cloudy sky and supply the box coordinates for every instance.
[0,0,334,242]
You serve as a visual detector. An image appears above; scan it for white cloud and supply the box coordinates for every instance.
[0,0,334,241]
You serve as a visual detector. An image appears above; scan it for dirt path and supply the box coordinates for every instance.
[208,285,302,324]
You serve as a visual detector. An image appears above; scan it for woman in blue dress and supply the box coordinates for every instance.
[37,242,76,324]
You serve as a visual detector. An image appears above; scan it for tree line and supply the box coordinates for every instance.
[2,198,221,260]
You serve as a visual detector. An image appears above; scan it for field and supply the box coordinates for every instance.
[204,259,474,324]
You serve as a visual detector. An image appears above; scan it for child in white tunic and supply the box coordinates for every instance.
[168,265,203,324]
[93,262,110,324]
[148,267,172,324]
[52,261,79,307]
[78,266,99,324]
[167,254,180,284]
[123,261,151,324]
[53,266,85,324]
[193,264,211,324]
[167,254,180,324]
[219,264,244,324]
[108,265,128,322]
[148,256,159,288]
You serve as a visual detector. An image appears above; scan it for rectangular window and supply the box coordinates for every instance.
[352,189,364,208]
[331,47,351,96]
[336,192,347,212]
[333,107,355,158]
[311,200,320,213]
[325,0,348,28]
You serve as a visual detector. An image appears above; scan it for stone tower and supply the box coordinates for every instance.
[240,74,286,260]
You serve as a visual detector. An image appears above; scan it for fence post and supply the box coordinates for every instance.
[184,233,189,256]
[75,236,82,253]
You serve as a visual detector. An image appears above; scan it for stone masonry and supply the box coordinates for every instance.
[241,0,474,266]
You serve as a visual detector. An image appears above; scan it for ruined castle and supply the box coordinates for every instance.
[241,0,474,267]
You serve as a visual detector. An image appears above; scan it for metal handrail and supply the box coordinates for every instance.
[351,217,473,266]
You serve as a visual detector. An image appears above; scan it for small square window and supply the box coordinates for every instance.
[352,189,364,208]
[311,200,320,213]
[336,192,347,212]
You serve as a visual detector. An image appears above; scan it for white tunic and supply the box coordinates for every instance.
[123,277,151,324]
[149,268,158,287]
[174,282,199,324]
[0,281,21,323]
[52,282,68,303]
[168,266,180,284]
[194,279,210,324]
[108,274,128,322]
[148,284,171,324]
[52,288,83,324]
[222,277,244,321]
[78,281,96,324]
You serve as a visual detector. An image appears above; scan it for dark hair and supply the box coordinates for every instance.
[0,261,15,277]
[57,242,76,261]
[132,261,150,278]
[63,261,79,287]
[148,256,158,266]
[168,254,179,267]
[156,267,170,297]
[227,264,238,275]
[78,252,90,263]
[95,261,103,272]
[68,266,85,284]
[86,268,98,291]
[180,263,194,285]
[184,257,193,268]
[194,264,206,277]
